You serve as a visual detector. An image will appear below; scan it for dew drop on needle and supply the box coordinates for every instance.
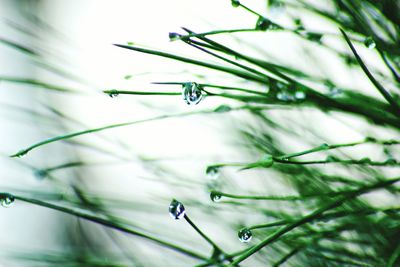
[169,199,185,220]
[182,82,203,105]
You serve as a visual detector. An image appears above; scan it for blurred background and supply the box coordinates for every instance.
[0,0,399,266]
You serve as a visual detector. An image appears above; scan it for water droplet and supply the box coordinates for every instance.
[328,87,343,97]
[206,166,220,179]
[210,191,222,202]
[320,143,329,150]
[294,91,306,100]
[259,154,274,168]
[364,36,376,49]
[384,158,397,165]
[169,32,181,41]
[306,33,323,43]
[33,169,48,180]
[182,82,203,105]
[12,150,27,158]
[277,91,294,102]
[256,17,280,31]
[0,193,15,208]
[238,228,252,243]
[359,157,371,164]
[124,75,132,80]
[108,90,119,98]
[169,199,185,220]
[231,0,240,7]
[214,105,231,113]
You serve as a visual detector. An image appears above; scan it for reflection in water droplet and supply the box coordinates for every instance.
[277,91,294,102]
[0,193,15,208]
[364,36,376,49]
[169,199,185,220]
[210,191,222,202]
[294,91,306,100]
[206,166,220,179]
[238,228,252,243]
[182,82,203,105]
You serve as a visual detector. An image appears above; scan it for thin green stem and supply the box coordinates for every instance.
[10,109,223,157]
[176,28,257,39]
[276,141,365,160]
[339,29,400,116]
[113,44,266,83]
[103,89,181,96]
[274,158,400,167]
[184,214,224,253]
[237,2,263,17]
[248,220,287,230]
[10,194,207,260]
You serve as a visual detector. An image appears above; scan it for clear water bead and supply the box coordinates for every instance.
[182,82,203,105]
[169,199,185,220]
[108,90,119,98]
[364,36,376,49]
[238,228,252,243]
[206,166,220,179]
[259,154,274,168]
[210,191,222,202]
[0,193,15,208]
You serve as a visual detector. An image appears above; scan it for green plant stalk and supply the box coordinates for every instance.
[103,90,181,96]
[174,28,257,39]
[229,177,400,265]
[184,214,224,253]
[113,44,266,83]
[274,158,400,167]
[276,141,366,160]
[339,29,400,116]
[181,27,295,84]
[10,109,216,157]
[11,194,207,260]
[184,41,270,82]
